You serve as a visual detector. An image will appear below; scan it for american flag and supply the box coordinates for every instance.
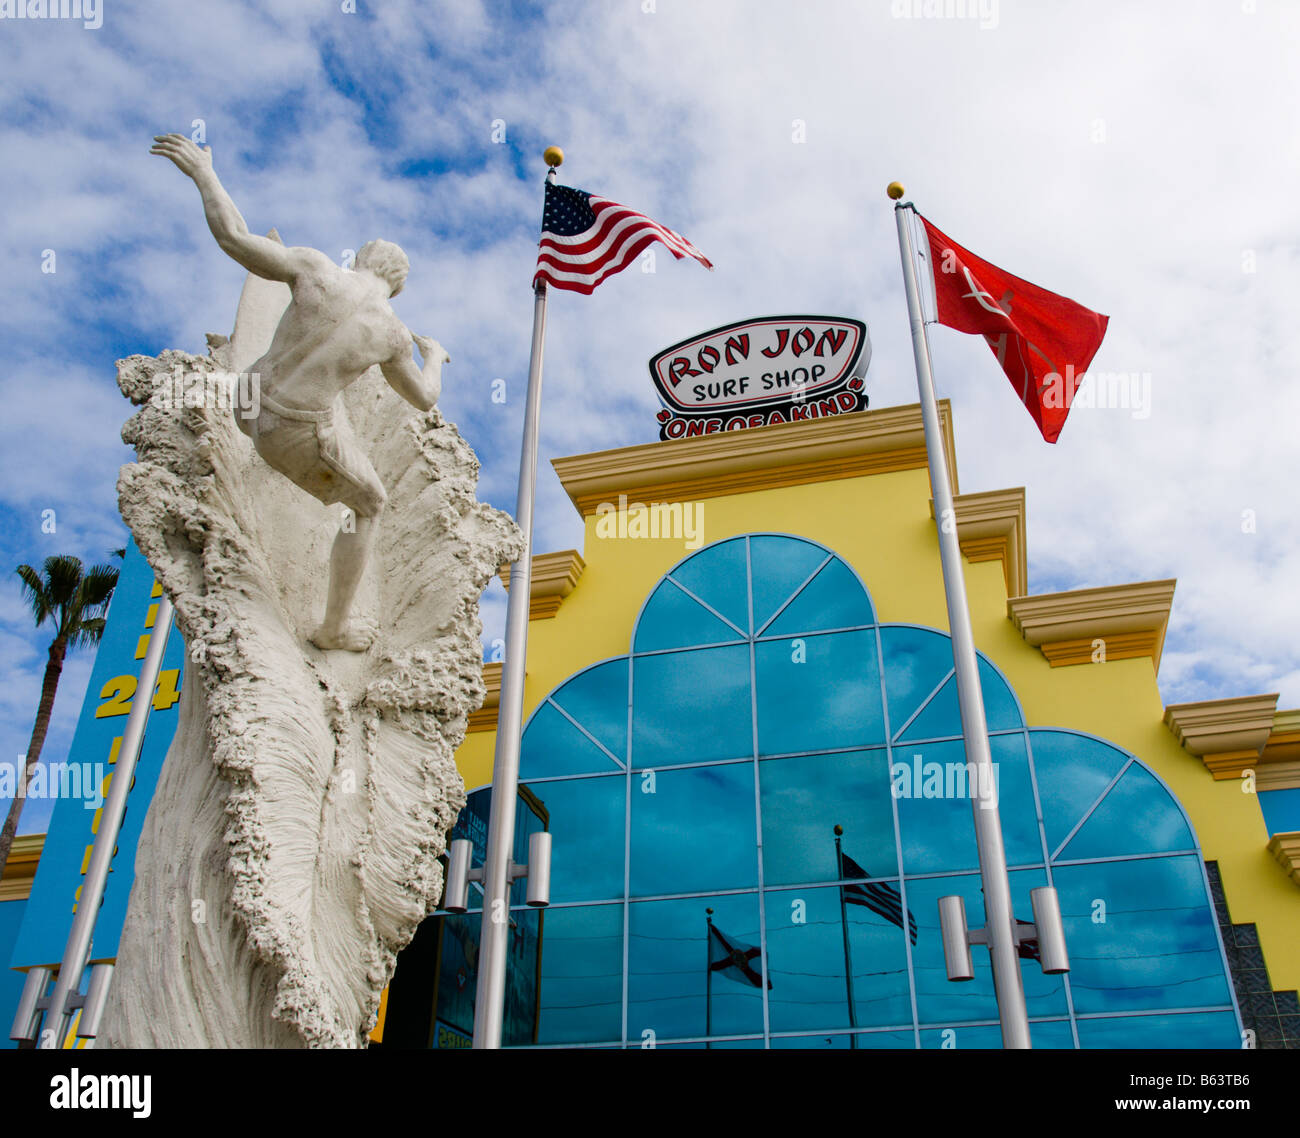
[840,851,919,946]
[534,181,712,295]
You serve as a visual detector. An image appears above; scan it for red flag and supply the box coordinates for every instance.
[919,215,1109,443]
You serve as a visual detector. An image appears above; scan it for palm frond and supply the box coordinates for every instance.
[68,616,108,650]
[77,563,120,609]
[42,555,86,617]
[14,563,52,626]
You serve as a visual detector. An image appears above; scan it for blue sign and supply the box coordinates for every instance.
[10,540,185,969]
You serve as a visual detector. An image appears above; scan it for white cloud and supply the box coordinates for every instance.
[0,0,1296,801]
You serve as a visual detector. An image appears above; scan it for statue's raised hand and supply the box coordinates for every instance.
[151,133,214,180]
[412,334,450,365]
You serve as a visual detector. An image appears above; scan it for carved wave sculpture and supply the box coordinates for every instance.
[99,348,521,1048]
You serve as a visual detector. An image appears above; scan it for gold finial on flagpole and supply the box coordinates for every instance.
[887,182,905,200]
[544,146,564,169]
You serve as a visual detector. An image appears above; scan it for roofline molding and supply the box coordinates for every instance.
[1007,579,1176,671]
[552,402,959,518]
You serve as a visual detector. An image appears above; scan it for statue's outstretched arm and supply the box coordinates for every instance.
[151,134,299,283]
[381,334,449,413]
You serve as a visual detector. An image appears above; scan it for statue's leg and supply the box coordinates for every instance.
[310,415,387,652]
[313,509,381,650]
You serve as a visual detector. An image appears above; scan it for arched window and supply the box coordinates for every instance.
[413,534,1240,1049]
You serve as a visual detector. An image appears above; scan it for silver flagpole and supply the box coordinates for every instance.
[39,593,174,1048]
[891,188,1032,1049]
[472,158,557,1049]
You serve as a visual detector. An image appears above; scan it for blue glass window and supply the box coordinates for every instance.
[632,645,752,768]
[755,630,886,755]
[545,658,629,766]
[629,762,758,896]
[423,534,1237,1049]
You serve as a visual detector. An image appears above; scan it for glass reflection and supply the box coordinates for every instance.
[630,762,758,896]
[1029,730,1129,856]
[763,557,874,636]
[632,645,752,768]
[518,775,624,903]
[755,630,885,755]
[1028,1019,1077,1049]
[771,1029,915,1049]
[1076,1011,1241,1049]
[504,904,623,1046]
[519,699,623,780]
[759,749,895,886]
[628,893,765,1042]
[667,537,751,636]
[1056,763,1194,861]
[894,737,1043,875]
[879,625,954,737]
[422,535,1242,1050]
[547,657,629,765]
[907,869,1068,1027]
[1053,857,1232,1015]
[898,656,1024,740]
[634,579,744,653]
[764,885,911,1033]
[749,535,829,632]
[920,1024,1004,1049]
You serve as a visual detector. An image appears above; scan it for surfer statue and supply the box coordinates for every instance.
[150,132,449,651]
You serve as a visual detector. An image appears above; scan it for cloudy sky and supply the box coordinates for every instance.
[2,0,1297,834]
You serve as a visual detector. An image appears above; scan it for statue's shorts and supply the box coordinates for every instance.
[241,394,386,516]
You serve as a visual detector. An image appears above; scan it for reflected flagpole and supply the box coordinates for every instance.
[705,908,714,1049]
[833,826,858,1049]
[471,160,557,1050]
[890,183,1032,1049]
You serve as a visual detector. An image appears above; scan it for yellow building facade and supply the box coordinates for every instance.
[378,400,1298,1050]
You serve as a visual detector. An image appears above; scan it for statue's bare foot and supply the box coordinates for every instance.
[309,622,375,653]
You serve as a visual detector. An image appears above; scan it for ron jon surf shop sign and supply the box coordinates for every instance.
[651,315,870,441]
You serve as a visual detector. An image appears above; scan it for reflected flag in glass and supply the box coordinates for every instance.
[707,923,771,990]
[840,850,919,946]
[1016,920,1040,962]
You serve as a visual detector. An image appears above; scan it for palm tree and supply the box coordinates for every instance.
[0,555,119,874]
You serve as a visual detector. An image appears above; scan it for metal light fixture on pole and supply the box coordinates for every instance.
[471,148,563,1049]
[889,182,1033,1049]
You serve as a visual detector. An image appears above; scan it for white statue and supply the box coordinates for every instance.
[98,140,522,1048]
[151,133,449,651]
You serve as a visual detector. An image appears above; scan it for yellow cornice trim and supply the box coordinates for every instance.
[1273,708,1300,733]
[1267,831,1300,888]
[929,487,1027,599]
[1163,694,1280,781]
[1039,631,1159,668]
[0,833,45,902]
[499,550,585,621]
[551,401,958,518]
[1007,579,1176,672]
[1256,761,1300,792]
[467,662,503,733]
